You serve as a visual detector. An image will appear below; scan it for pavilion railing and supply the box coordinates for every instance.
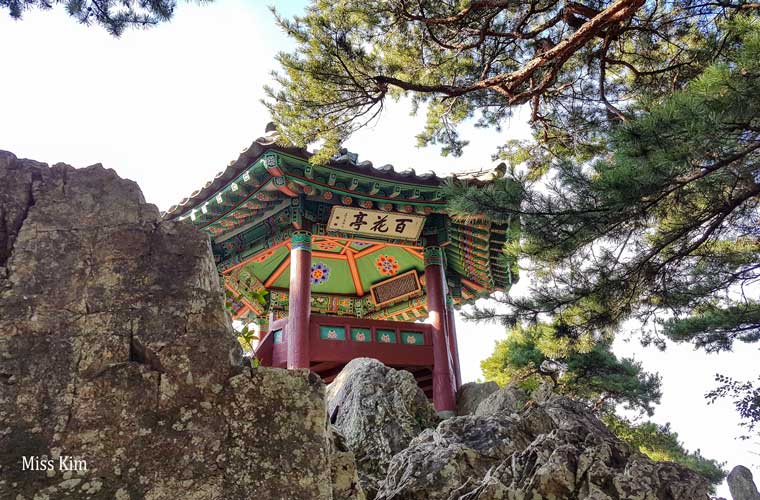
[256,315,435,370]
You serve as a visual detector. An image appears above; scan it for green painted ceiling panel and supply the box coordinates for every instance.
[354,246,424,290]
[248,245,290,283]
[310,258,355,294]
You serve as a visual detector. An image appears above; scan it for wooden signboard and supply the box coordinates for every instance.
[327,206,425,241]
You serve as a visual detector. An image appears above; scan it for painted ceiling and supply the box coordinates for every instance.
[168,127,521,323]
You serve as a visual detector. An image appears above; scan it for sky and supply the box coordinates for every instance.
[1,1,757,496]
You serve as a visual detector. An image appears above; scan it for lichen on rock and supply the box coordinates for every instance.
[455,381,499,416]
[0,152,350,500]
[374,388,712,500]
[326,358,437,499]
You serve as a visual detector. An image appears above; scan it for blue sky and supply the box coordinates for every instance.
[1,1,757,496]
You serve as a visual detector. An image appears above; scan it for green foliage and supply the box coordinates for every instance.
[604,414,726,487]
[463,18,760,356]
[662,302,760,352]
[444,176,523,224]
[266,0,747,161]
[481,323,661,416]
[706,375,760,438]
[1,0,197,35]
[235,323,259,353]
[482,324,725,485]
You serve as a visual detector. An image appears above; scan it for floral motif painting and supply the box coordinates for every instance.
[311,262,330,285]
[351,327,371,342]
[401,332,425,345]
[375,254,400,276]
[376,329,396,343]
[315,240,339,251]
[319,325,345,340]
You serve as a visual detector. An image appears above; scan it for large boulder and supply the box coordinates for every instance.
[376,391,712,500]
[0,152,347,499]
[456,381,499,416]
[326,358,437,498]
[474,383,528,416]
[728,465,760,500]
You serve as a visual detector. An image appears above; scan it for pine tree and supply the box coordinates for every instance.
[450,17,760,355]
[1,0,201,35]
[604,414,726,487]
[265,0,755,162]
[481,322,662,416]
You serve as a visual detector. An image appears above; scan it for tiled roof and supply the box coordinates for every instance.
[164,125,504,218]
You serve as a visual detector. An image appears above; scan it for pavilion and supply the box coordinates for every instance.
[165,124,519,416]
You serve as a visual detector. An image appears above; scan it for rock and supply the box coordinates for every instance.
[0,152,348,499]
[328,426,366,500]
[376,391,711,500]
[728,465,760,500]
[474,383,529,416]
[376,414,536,500]
[456,381,499,416]
[326,358,437,498]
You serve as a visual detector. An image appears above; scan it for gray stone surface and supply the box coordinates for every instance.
[326,358,437,499]
[456,381,499,416]
[728,465,760,500]
[0,152,343,499]
[376,391,712,500]
[329,426,367,500]
[474,383,529,416]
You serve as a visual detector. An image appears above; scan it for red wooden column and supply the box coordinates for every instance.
[446,295,462,389]
[425,246,456,417]
[287,230,312,369]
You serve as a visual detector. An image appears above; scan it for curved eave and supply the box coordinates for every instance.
[166,135,449,218]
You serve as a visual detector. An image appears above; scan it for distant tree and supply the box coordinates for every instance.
[604,414,726,487]
[481,322,662,416]
[482,323,725,486]
[1,0,206,35]
[706,375,760,438]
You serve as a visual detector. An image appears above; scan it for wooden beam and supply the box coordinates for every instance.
[405,247,424,260]
[312,251,348,260]
[339,240,353,255]
[320,365,348,383]
[232,304,251,321]
[354,244,385,259]
[221,239,290,275]
[346,250,364,296]
[310,361,340,373]
[461,278,487,293]
[264,255,291,288]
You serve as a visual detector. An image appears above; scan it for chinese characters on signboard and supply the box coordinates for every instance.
[327,207,425,241]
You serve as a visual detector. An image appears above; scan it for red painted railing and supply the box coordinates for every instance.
[254,315,434,370]
[309,315,433,367]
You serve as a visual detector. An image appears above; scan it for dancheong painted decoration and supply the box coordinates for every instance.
[165,124,520,416]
